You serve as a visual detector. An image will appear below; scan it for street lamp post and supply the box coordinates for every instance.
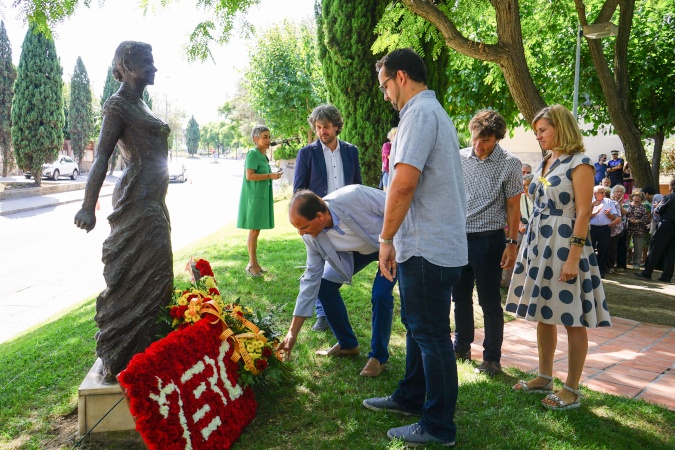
[572,22,619,120]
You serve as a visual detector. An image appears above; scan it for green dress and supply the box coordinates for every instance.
[237,148,275,230]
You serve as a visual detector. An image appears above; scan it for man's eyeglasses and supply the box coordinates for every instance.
[379,74,396,94]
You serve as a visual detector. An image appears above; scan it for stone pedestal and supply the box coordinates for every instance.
[78,358,136,435]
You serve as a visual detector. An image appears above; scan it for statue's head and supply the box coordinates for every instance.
[112,41,154,83]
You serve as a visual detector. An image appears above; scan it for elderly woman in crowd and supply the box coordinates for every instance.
[237,125,282,277]
[606,184,628,273]
[507,104,611,411]
[625,189,652,269]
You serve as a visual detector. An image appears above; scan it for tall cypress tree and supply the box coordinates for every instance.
[186,116,200,156]
[69,56,94,163]
[0,21,16,177]
[317,0,396,186]
[143,88,153,110]
[11,25,64,186]
[101,66,121,108]
[100,66,121,174]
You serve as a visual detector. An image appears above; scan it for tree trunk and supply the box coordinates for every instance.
[651,131,664,186]
[401,0,546,123]
[574,0,654,187]
[31,170,41,187]
[403,0,655,186]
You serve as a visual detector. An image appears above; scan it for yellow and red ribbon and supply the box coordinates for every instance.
[197,299,269,375]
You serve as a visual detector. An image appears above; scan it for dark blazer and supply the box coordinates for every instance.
[293,139,362,196]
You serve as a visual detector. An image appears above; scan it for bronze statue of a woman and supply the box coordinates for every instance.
[75,41,173,382]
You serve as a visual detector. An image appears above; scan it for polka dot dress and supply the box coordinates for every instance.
[505,153,612,327]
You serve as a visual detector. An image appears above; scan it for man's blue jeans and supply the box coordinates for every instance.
[452,231,505,363]
[318,251,396,363]
[391,256,461,443]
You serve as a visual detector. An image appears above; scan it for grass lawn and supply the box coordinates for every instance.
[1,199,673,449]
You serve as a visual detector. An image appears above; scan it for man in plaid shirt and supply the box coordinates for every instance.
[452,110,522,377]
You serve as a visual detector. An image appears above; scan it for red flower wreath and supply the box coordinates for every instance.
[195,259,215,277]
[118,319,257,450]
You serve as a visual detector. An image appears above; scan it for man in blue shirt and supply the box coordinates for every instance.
[606,150,624,187]
[594,154,608,185]
[363,48,467,448]
[279,186,396,377]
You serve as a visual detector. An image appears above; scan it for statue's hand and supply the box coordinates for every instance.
[74,208,96,232]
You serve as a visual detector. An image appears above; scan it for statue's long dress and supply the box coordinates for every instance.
[96,92,173,380]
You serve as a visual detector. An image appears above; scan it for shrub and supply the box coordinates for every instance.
[274,146,299,160]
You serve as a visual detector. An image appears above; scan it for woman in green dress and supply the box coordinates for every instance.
[237,125,282,276]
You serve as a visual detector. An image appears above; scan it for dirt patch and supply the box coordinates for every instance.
[43,409,145,450]
[603,274,675,327]
[43,410,79,450]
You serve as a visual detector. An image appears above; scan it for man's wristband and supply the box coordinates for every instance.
[379,235,393,244]
[505,238,517,245]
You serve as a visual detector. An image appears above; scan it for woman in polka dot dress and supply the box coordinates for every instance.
[506,105,611,411]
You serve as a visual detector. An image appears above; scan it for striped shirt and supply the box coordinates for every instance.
[460,143,523,233]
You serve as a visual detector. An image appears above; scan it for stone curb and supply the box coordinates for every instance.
[0,182,88,200]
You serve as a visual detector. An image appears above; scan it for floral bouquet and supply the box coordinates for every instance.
[166,258,293,389]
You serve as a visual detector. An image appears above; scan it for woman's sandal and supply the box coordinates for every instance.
[246,266,264,277]
[542,384,582,411]
[513,373,554,394]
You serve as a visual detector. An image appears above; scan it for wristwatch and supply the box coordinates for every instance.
[505,238,518,245]
[378,235,394,244]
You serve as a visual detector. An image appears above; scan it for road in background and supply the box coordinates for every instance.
[0,157,245,344]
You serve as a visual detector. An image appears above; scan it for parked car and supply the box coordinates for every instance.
[168,162,187,183]
[24,155,79,180]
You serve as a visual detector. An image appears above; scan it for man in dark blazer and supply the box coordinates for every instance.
[294,104,362,197]
[294,104,362,330]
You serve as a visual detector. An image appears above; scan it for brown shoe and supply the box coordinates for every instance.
[315,343,359,357]
[360,358,385,377]
[474,360,502,377]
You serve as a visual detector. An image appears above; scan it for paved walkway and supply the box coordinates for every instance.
[473,317,675,411]
[0,175,116,216]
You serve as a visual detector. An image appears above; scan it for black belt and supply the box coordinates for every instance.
[467,229,503,240]
[590,224,609,227]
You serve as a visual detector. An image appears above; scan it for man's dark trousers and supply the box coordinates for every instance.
[452,231,505,363]
[318,251,395,362]
[591,224,611,277]
[642,221,675,281]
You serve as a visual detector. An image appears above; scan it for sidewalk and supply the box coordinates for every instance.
[473,317,675,411]
[0,176,115,216]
